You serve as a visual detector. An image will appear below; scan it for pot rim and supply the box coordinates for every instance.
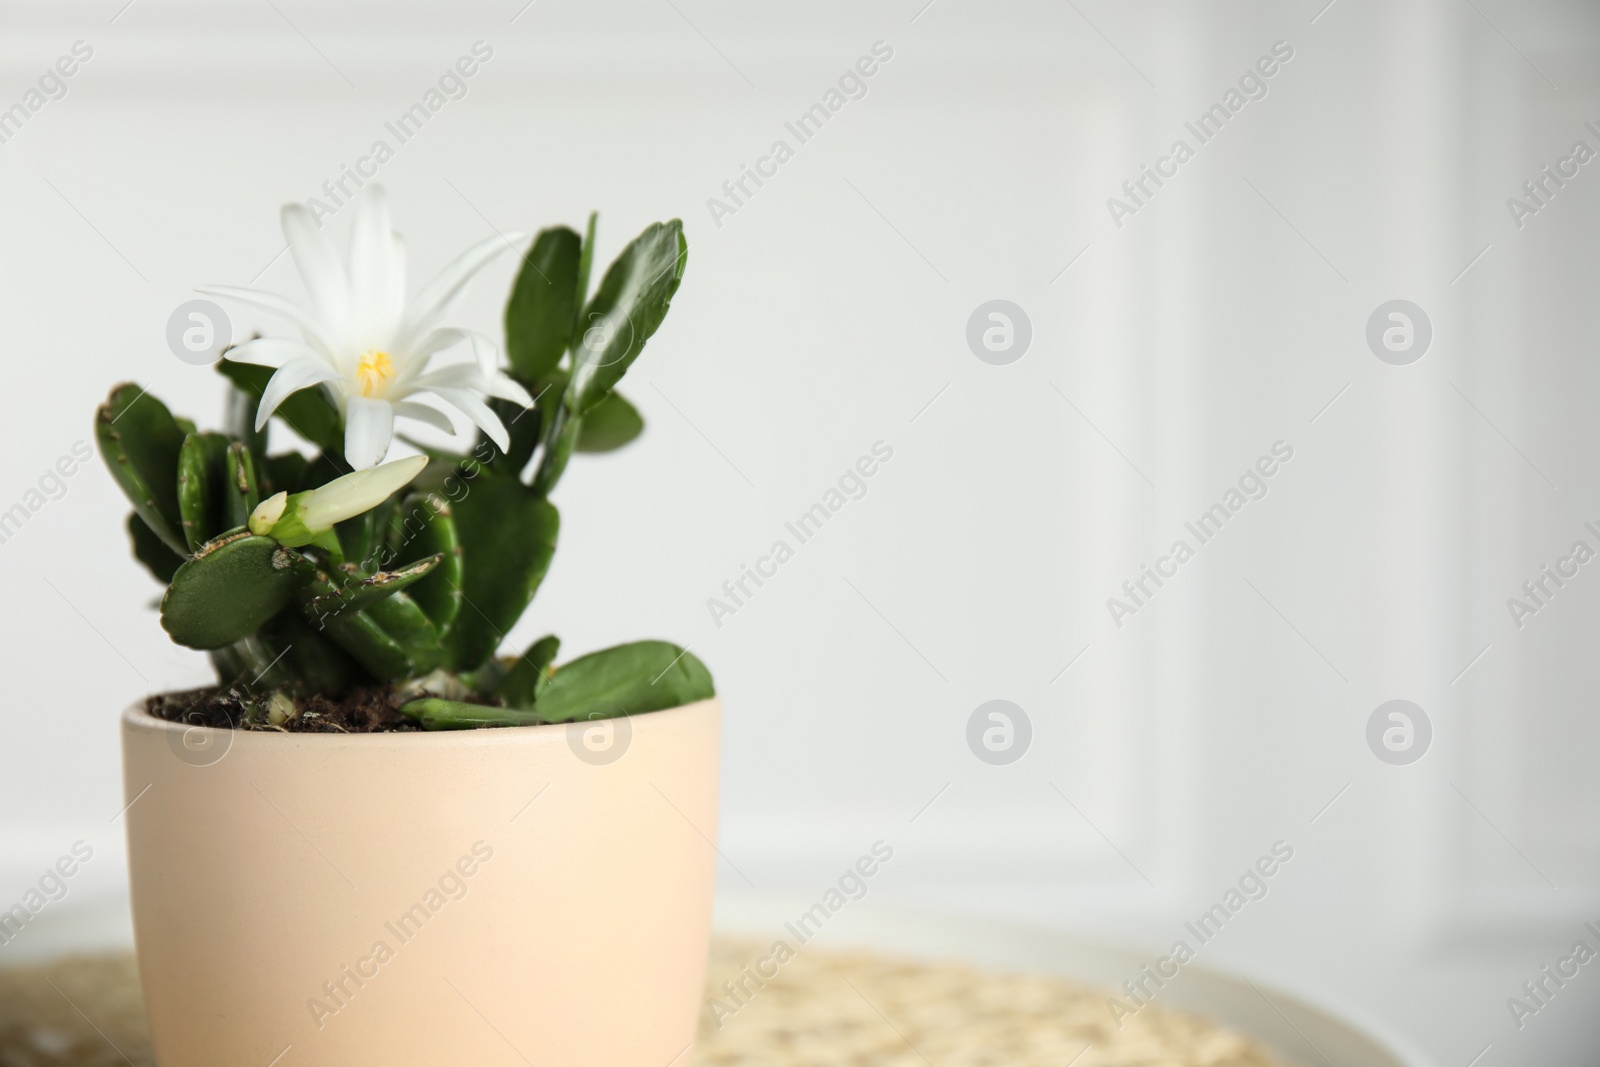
[121,695,720,749]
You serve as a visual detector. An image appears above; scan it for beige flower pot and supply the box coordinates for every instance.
[121,698,720,1067]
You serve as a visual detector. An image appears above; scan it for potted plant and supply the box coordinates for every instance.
[100,186,718,1067]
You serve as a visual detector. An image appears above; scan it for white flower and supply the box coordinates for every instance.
[202,185,532,469]
[249,455,429,545]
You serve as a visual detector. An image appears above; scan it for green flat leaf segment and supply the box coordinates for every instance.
[575,391,642,453]
[96,383,187,555]
[177,432,231,552]
[223,442,261,531]
[160,532,315,650]
[399,698,542,730]
[303,555,442,620]
[296,571,440,682]
[390,493,462,633]
[497,633,559,710]
[535,640,713,723]
[443,474,559,671]
[505,226,581,381]
[568,220,687,414]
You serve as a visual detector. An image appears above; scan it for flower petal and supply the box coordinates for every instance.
[389,233,408,326]
[410,326,474,357]
[196,285,335,355]
[256,358,342,431]
[390,326,469,391]
[224,337,328,369]
[485,372,534,407]
[405,361,489,390]
[398,232,524,349]
[348,185,401,341]
[344,395,396,469]
[428,387,510,451]
[407,360,537,409]
[394,401,458,436]
[282,202,350,335]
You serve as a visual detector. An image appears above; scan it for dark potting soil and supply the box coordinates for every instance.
[147,686,431,733]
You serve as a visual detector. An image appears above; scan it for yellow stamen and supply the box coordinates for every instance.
[355,350,394,397]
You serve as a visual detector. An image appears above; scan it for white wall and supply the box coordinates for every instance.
[1,0,1597,1062]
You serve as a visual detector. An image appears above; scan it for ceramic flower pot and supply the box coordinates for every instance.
[121,698,720,1067]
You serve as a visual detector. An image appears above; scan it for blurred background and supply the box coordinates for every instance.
[2,0,1598,1062]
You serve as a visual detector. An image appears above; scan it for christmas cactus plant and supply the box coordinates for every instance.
[99,186,712,731]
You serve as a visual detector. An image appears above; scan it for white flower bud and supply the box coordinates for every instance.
[249,491,289,536]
